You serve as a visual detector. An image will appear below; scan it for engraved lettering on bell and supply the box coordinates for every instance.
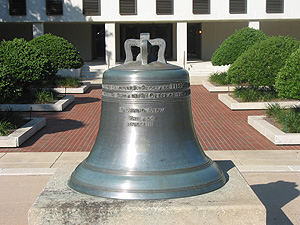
[102,90,190,99]
[103,82,189,91]
[119,107,165,113]
[68,33,227,200]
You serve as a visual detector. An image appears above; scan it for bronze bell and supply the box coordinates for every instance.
[68,33,226,200]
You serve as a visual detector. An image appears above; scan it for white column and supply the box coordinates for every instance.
[32,23,44,38]
[248,21,260,30]
[177,22,187,68]
[105,23,116,68]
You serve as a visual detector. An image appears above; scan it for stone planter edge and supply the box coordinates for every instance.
[203,81,236,93]
[0,117,46,147]
[248,115,300,145]
[52,83,91,94]
[218,93,300,110]
[0,95,74,112]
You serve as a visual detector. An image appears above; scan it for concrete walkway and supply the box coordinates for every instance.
[0,150,300,225]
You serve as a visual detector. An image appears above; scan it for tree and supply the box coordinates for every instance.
[0,38,55,103]
[227,36,300,88]
[29,33,84,70]
[211,27,267,66]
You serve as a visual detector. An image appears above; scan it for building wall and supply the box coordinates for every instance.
[261,21,300,40]
[1,0,300,23]
[202,22,248,61]
[1,0,300,62]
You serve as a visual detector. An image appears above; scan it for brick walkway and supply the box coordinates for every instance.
[1,85,300,152]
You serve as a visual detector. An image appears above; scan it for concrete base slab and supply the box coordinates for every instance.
[28,161,266,225]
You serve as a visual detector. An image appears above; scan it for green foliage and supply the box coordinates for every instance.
[208,72,230,85]
[233,86,279,102]
[54,76,82,88]
[0,121,14,136]
[211,27,267,66]
[0,109,27,136]
[0,38,56,103]
[30,33,84,70]
[228,36,300,88]
[34,90,58,104]
[0,64,22,103]
[275,48,300,100]
[266,104,300,133]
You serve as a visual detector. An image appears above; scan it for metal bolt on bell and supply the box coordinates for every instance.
[68,33,226,200]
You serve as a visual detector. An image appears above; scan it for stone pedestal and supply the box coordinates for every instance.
[28,161,266,225]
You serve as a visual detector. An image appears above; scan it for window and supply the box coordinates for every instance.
[120,0,136,15]
[83,0,100,15]
[156,0,173,15]
[193,0,210,14]
[230,0,247,14]
[266,0,283,13]
[9,0,26,16]
[46,0,63,15]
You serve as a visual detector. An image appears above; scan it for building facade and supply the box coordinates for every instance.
[1,0,300,67]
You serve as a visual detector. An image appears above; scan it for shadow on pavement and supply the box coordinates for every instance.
[20,119,84,148]
[215,160,235,182]
[251,181,299,225]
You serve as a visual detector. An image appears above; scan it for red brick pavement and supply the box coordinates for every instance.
[1,85,300,152]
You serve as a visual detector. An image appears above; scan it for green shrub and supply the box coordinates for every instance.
[0,121,14,136]
[54,76,82,88]
[211,27,267,66]
[0,38,56,103]
[275,48,300,100]
[0,109,27,136]
[34,90,58,104]
[227,36,300,88]
[209,72,230,85]
[30,34,84,70]
[233,86,279,102]
[266,104,300,133]
[0,64,22,103]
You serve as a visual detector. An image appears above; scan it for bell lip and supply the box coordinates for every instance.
[67,159,228,200]
[68,173,227,200]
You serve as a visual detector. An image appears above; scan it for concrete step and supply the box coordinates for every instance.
[80,63,108,78]
[80,61,214,79]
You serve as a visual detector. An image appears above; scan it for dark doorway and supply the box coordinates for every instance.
[119,23,173,61]
[188,23,202,60]
[93,24,105,60]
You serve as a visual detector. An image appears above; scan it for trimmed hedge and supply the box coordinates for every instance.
[227,36,300,88]
[275,48,300,100]
[29,33,84,70]
[0,38,55,103]
[211,27,267,66]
